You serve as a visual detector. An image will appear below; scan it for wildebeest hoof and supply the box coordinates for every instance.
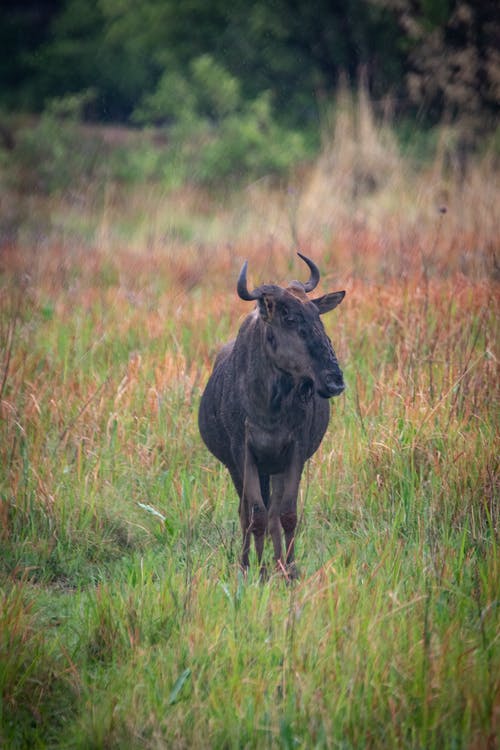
[276,559,299,581]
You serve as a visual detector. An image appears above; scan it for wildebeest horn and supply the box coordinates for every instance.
[237,253,320,300]
[237,261,261,301]
[297,252,320,292]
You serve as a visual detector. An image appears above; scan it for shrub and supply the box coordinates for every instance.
[6,91,107,195]
[134,54,309,185]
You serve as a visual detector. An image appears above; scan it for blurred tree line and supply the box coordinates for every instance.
[0,0,498,191]
[1,0,498,130]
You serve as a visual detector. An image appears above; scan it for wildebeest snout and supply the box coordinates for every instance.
[319,367,345,398]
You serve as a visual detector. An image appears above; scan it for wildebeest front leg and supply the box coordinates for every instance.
[228,468,251,569]
[238,445,267,572]
[269,465,301,578]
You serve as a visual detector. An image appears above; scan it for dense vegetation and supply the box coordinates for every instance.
[1,0,499,189]
[0,2,498,747]
[1,88,499,745]
[2,0,498,126]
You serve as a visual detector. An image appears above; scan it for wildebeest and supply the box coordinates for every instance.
[198,253,345,577]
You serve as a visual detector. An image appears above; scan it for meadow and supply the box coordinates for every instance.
[0,107,499,748]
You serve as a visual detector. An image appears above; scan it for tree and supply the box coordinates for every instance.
[379,0,500,130]
[1,0,497,134]
[1,0,405,125]
[0,0,62,110]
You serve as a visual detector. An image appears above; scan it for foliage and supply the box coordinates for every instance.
[381,0,500,131]
[3,0,496,134]
[134,54,309,185]
[1,0,497,207]
[2,64,308,195]
[5,91,107,195]
[16,0,404,126]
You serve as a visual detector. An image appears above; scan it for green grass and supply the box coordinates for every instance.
[0,159,499,748]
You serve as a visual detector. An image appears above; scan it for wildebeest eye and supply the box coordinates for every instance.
[281,308,297,326]
[280,303,300,328]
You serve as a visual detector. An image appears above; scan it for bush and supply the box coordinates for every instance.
[2,67,310,195]
[6,91,108,195]
[134,54,310,185]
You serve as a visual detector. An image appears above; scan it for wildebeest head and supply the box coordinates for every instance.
[237,253,345,399]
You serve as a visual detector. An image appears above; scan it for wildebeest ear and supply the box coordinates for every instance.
[258,294,275,321]
[311,291,345,314]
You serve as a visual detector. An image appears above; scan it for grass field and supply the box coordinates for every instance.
[0,117,499,748]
